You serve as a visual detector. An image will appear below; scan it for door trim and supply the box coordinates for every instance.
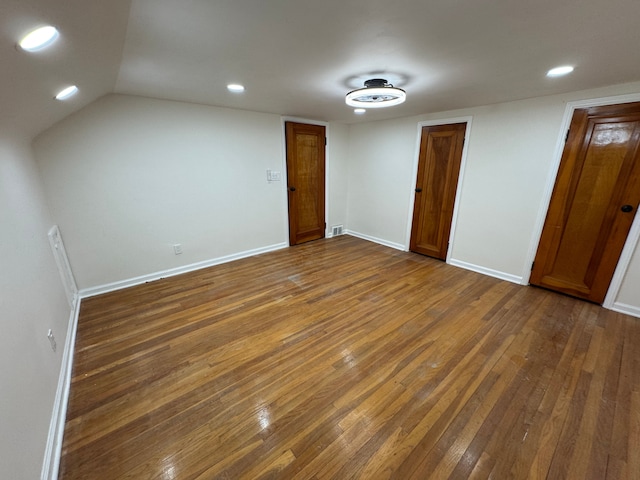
[606,211,640,311]
[524,92,640,309]
[280,116,330,244]
[405,116,473,263]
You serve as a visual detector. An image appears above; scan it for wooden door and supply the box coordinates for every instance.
[531,102,640,303]
[285,122,326,245]
[409,123,466,259]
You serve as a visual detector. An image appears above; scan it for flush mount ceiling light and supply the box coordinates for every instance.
[345,79,406,109]
[55,85,78,100]
[547,65,574,77]
[19,25,59,51]
[354,108,366,115]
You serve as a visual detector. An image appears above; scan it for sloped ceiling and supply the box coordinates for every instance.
[3,0,640,140]
[0,0,131,139]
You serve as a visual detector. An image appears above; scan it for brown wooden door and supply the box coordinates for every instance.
[285,122,326,245]
[530,102,640,303]
[409,123,466,259]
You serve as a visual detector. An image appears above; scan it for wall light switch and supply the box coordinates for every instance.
[267,170,282,182]
[173,244,183,255]
[47,329,57,352]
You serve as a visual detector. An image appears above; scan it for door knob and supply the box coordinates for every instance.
[289,186,296,192]
[415,188,422,193]
[621,204,634,213]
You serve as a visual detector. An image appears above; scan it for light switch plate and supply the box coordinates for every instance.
[267,170,282,182]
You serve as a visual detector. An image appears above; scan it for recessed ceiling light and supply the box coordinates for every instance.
[19,25,59,52]
[55,85,78,100]
[354,108,366,114]
[227,84,245,93]
[547,65,574,77]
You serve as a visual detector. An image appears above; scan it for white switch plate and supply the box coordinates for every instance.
[173,244,183,255]
[47,329,57,352]
[267,170,281,182]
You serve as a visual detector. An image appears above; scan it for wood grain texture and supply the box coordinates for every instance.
[286,121,326,246]
[531,102,640,303]
[58,236,640,479]
[410,123,465,260]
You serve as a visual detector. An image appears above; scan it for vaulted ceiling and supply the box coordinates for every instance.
[3,0,640,139]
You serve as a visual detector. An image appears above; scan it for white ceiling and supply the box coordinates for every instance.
[3,0,640,139]
[0,0,130,139]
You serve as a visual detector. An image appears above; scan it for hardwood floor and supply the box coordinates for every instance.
[58,236,640,479]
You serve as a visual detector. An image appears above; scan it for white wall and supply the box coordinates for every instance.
[617,242,640,310]
[36,94,287,290]
[347,116,418,248]
[35,94,350,291]
[328,122,349,231]
[445,97,565,277]
[346,82,640,314]
[0,135,70,479]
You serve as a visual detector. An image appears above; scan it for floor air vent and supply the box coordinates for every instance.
[332,225,344,236]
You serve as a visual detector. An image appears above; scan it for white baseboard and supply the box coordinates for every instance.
[80,242,289,298]
[448,258,523,284]
[345,230,406,252]
[610,301,640,319]
[41,294,81,480]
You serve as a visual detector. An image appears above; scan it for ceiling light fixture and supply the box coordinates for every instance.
[345,79,406,109]
[19,25,59,52]
[55,85,78,100]
[547,65,574,77]
[227,84,245,93]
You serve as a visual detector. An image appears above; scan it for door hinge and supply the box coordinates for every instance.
[325,137,327,146]
[565,129,570,142]
[531,261,535,271]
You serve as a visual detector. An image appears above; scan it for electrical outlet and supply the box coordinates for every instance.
[173,244,183,255]
[47,329,57,352]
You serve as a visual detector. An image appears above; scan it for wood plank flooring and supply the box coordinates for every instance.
[58,235,640,479]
